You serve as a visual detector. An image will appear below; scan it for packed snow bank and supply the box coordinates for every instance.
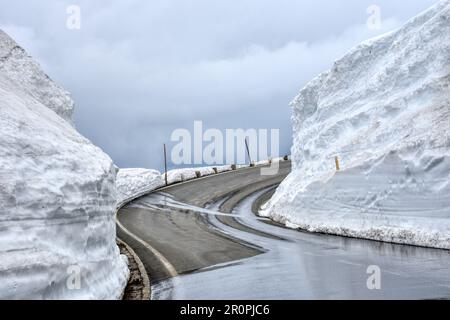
[166,165,229,184]
[116,161,282,203]
[254,156,290,166]
[0,31,74,124]
[261,1,450,249]
[0,30,128,299]
[116,165,234,203]
[116,168,164,206]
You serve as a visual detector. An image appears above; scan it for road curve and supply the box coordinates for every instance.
[117,160,450,300]
[117,161,291,281]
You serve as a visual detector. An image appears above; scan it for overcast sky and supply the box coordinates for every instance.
[0,0,438,171]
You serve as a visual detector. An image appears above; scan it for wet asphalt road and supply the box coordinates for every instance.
[117,161,450,300]
[117,161,291,280]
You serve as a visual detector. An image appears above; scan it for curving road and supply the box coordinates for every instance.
[117,161,450,300]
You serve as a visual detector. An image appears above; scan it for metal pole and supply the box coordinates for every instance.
[245,138,252,165]
[163,143,168,186]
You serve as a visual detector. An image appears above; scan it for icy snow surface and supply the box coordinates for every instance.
[116,165,237,206]
[0,30,128,299]
[166,165,231,184]
[116,156,288,204]
[116,168,164,207]
[261,1,450,249]
[116,159,285,206]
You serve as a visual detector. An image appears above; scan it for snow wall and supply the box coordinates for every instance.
[261,1,450,249]
[0,30,129,299]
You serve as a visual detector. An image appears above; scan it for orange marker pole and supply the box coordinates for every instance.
[335,156,340,171]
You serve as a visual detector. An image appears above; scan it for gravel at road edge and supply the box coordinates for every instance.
[117,239,151,300]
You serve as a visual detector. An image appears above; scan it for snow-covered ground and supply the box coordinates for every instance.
[116,158,287,204]
[166,165,230,184]
[261,1,450,249]
[0,30,129,299]
[116,166,234,205]
[116,168,164,206]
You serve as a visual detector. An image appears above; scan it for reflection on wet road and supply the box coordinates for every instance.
[117,162,450,300]
[143,190,450,300]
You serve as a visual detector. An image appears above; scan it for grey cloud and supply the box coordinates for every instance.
[0,0,438,170]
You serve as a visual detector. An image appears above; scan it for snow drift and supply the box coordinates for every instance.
[116,168,163,206]
[115,157,286,203]
[116,165,238,206]
[261,1,450,249]
[166,165,231,184]
[0,30,128,299]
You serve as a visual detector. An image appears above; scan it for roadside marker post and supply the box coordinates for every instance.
[335,156,340,171]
